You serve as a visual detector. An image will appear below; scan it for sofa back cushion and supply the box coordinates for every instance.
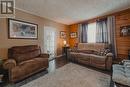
[8,45,41,63]
[77,50,94,54]
[78,43,110,52]
[10,45,40,54]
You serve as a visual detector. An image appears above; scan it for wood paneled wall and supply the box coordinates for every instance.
[69,24,78,47]
[69,8,130,59]
[115,9,130,59]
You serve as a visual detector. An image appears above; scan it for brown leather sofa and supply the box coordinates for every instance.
[3,45,49,82]
[67,43,113,70]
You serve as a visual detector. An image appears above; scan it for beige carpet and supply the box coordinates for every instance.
[21,63,110,87]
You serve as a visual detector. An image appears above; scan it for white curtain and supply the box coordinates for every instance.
[96,16,117,58]
[78,23,88,43]
[96,19,108,43]
[107,16,117,57]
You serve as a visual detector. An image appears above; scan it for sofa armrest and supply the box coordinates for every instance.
[40,53,49,58]
[106,53,113,70]
[3,59,16,70]
[106,53,113,57]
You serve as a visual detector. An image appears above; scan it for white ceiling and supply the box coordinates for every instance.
[16,0,130,25]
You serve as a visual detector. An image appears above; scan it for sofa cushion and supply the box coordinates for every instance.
[77,53,91,65]
[90,54,106,69]
[78,43,110,51]
[78,53,91,60]
[76,49,110,56]
[78,50,94,54]
[77,43,111,56]
[14,49,41,63]
[8,45,41,60]
[34,58,48,67]
[11,58,48,81]
[19,58,48,74]
[12,45,40,54]
[91,55,106,63]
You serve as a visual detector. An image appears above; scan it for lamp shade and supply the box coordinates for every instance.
[63,40,67,46]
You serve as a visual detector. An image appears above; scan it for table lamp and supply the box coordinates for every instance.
[63,40,67,47]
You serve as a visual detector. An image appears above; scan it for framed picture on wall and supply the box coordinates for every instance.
[8,18,38,39]
[70,32,77,38]
[120,25,130,37]
[60,31,66,39]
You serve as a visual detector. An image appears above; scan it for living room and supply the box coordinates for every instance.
[0,0,130,87]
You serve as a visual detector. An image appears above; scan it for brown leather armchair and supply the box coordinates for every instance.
[3,45,49,82]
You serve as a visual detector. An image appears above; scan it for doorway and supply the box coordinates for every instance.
[44,26,57,60]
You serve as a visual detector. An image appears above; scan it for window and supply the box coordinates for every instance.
[87,22,96,43]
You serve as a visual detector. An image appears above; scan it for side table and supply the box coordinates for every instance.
[62,46,70,59]
[0,65,8,85]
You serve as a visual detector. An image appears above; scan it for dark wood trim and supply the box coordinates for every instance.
[8,18,38,40]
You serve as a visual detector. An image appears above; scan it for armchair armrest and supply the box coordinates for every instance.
[40,53,49,58]
[122,59,130,63]
[3,59,16,70]
[122,60,130,67]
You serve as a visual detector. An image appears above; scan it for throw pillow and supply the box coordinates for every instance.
[99,49,110,56]
[99,49,106,56]
[93,51,100,55]
[104,49,111,55]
